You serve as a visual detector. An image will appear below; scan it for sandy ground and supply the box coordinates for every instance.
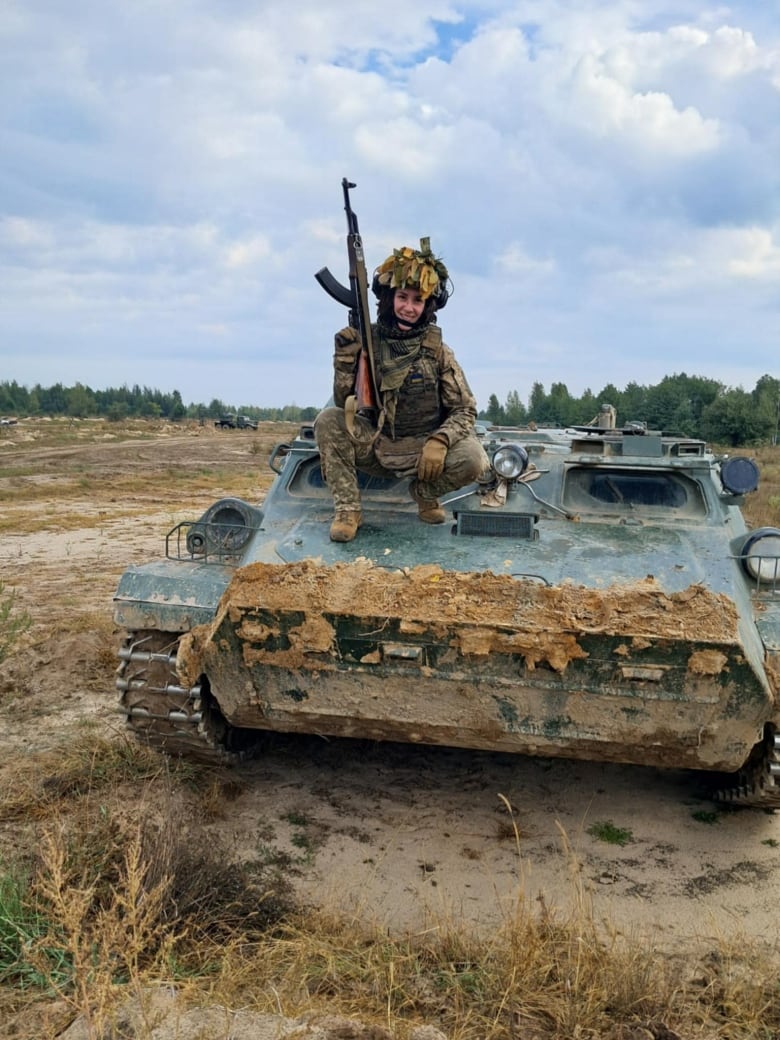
[1,418,779,959]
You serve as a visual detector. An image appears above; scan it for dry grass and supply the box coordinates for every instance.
[1,422,779,1038]
[0,734,173,823]
[0,419,287,535]
[1,739,780,1039]
[0,468,252,505]
[2,772,779,1039]
[741,445,780,530]
[0,744,296,1036]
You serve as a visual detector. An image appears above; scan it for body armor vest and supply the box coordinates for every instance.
[377,326,445,439]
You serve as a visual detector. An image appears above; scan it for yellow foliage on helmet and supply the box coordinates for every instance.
[374,237,449,301]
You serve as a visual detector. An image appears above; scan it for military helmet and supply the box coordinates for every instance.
[372,237,451,310]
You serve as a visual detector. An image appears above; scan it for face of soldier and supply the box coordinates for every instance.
[393,287,425,329]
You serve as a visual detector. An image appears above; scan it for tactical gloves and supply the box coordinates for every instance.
[417,436,448,482]
[334,326,360,350]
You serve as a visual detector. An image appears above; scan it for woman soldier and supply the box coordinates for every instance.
[314,239,487,542]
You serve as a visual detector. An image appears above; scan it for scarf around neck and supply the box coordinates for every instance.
[376,321,427,393]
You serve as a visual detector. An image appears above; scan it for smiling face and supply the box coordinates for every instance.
[393,287,426,329]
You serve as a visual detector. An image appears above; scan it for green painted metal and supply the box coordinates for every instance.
[113,421,780,777]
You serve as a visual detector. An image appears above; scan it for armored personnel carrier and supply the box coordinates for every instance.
[114,420,780,807]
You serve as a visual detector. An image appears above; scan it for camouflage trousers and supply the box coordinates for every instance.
[314,406,489,511]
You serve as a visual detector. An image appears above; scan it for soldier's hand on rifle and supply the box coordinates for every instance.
[418,436,448,482]
[333,326,363,408]
[334,326,360,352]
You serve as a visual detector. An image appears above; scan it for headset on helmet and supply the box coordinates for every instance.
[371,237,452,311]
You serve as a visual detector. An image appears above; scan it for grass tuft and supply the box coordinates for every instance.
[0,582,32,665]
[586,820,634,846]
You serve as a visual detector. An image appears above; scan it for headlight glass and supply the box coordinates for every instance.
[741,528,780,585]
[491,444,529,481]
[721,456,760,495]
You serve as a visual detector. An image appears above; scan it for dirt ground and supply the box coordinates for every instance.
[2,418,780,958]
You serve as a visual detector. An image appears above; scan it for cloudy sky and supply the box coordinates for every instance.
[1,1,778,412]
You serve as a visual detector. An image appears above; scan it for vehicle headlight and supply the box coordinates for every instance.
[740,527,780,585]
[720,456,759,495]
[491,444,529,481]
[186,497,260,556]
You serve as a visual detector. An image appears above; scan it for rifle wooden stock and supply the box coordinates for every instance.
[354,349,376,413]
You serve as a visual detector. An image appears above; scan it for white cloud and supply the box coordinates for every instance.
[0,1,778,408]
[725,226,780,279]
[704,25,764,78]
[567,52,721,154]
[223,235,272,269]
[1,216,54,250]
[585,222,780,295]
[495,243,555,277]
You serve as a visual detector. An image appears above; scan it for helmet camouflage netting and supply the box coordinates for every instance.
[374,237,449,301]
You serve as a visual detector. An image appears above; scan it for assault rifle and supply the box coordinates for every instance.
[315,178,379,421]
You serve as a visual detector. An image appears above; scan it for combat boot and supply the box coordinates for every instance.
[329,510,362,542]
[409,480,445,524]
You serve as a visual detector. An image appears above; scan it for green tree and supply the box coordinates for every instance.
[504,390,527,426]
[578,388,596,424]
[701,389,764,446]
[65,383,94,418]
[485,394,504,425]
[106,402,130,422]
[168,389,186,421]
[36,382,67,415]
[620,381,647,425]
[752,374,780,445]
[208,397,230,417]
[547,382,576,426]
[527,381,546,422]
[0,381,30,414]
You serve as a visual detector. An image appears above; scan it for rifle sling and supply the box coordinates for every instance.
[344,394,384,445]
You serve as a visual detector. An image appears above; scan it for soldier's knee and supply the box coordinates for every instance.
[450,437,489,481]
[314,407,346,446]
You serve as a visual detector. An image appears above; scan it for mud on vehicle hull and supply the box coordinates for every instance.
[114,422,780,806]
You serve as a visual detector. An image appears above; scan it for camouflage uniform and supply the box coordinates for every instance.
[315,323,488,511]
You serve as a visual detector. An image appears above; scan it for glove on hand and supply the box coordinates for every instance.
[335,326,360,350]
[417,436,448,482]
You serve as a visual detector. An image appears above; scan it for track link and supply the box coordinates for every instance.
[713,728,780,809]
[116,630,258,765]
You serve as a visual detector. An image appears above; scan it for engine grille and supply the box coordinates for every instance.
[455,512,536,539]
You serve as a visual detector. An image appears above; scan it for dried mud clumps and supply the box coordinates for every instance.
[177,559,740,685]
[225,559,737,637]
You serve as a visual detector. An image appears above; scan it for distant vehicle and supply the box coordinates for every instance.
[114,417,780,807]
[214,414,258,430]
[0,417,18,426]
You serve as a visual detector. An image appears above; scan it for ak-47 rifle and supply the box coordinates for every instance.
[315,178,379,423]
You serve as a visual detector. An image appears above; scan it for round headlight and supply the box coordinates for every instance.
[186,497,259,556]
[721,456,759,495]
[491,444,529,481]
[740,527,780,585]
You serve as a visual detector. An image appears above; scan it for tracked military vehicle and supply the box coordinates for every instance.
[114,420,780,807]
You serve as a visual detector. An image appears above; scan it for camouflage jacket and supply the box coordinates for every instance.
[331,324,477,446]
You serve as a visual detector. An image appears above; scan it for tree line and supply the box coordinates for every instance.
[483,373,780,447]
[0,381,318,425]
[1,372,778,446]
